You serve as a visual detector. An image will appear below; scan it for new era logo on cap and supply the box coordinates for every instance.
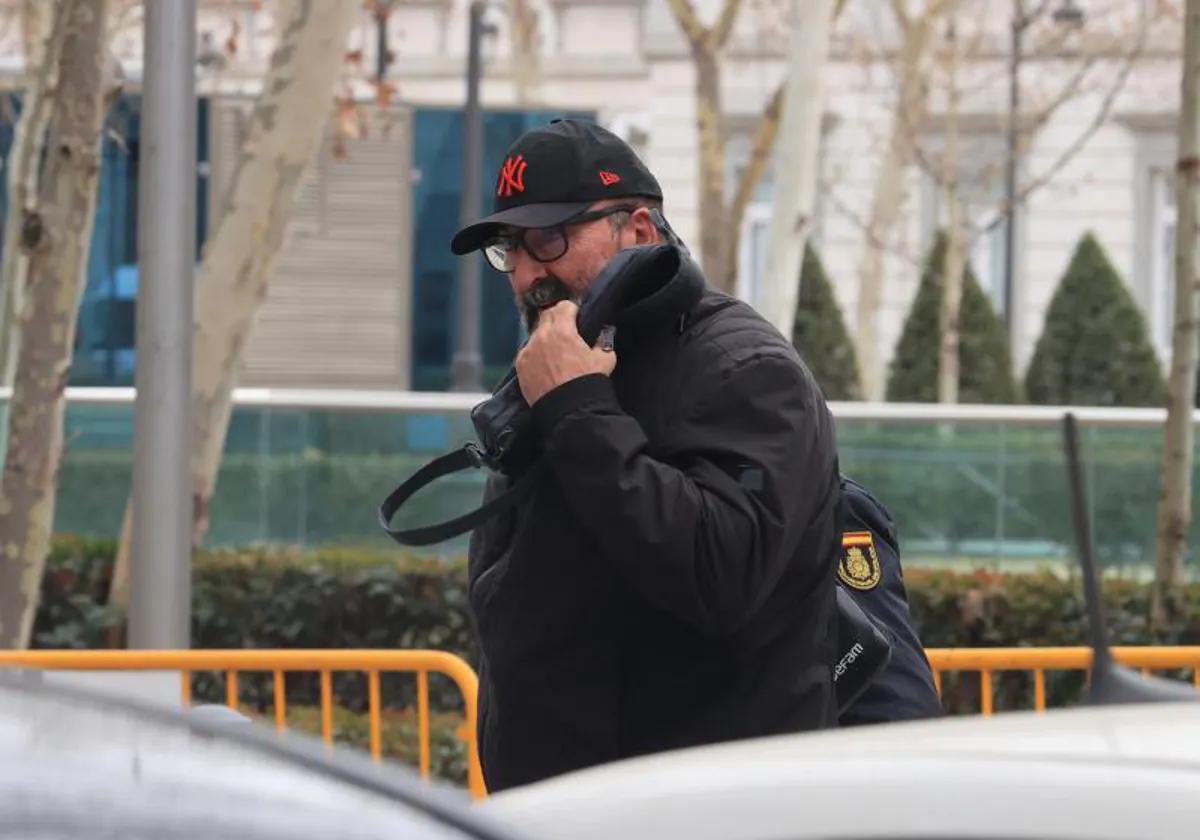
[599,171,621,186]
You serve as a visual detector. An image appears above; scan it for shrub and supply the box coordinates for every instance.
[33,538,1200,721]
[886,229,1020,404]
[792,244,862,401]
[1025,232,1166,407]
[277,706,468,784]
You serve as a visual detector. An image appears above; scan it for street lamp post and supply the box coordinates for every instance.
[130,0,197,649]
[1003,0,1084,344]
[450,0,489,393]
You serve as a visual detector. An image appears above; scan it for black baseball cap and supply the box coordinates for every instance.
[450,118,663,256]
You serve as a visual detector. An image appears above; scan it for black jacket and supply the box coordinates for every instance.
[467,263,843,793]
[837,476,943,726]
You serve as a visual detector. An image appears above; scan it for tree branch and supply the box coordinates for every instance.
[711,0,744,48]
[665,0,708,48]
[730,83,783,236]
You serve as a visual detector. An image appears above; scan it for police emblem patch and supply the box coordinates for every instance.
[839,531,881,591]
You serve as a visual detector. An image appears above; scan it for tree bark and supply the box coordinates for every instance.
[0,0,113,650]
[1151,0,1200,632]
[757,0,836,338]
[0,0,65,396]
[719,0,851,294]
[507,0,540,105]
[105,0,358,626]
[692,46,730,289]
[721,83,782,287]
[937,16,963,406]
[665,0,743,292]
[854,5,941,400]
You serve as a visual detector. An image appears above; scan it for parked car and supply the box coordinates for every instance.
[0,674,512,840]
[481,698,1200,840]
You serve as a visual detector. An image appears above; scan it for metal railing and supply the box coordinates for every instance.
[0,649,486,800]
[2,646,1200,802]
[9,385,1200,426]
[926,647,1200,715]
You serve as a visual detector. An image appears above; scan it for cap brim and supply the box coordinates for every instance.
[450,201,593,255]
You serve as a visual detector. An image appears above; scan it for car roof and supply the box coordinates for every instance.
[483,701,1200,809]
[0,675,525,840]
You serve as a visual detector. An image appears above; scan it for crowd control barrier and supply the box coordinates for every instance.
[2,646,1200,802]
[925,646,1200,715]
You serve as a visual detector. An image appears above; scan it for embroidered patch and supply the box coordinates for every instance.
[839,530,881,591]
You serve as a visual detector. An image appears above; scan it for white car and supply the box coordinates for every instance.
[480,701,1200,840]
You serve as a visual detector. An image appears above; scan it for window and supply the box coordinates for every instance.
[409,106,595,392]
[737,202,771,306]
[1148,165,1176,354]
[920,147,1011,315]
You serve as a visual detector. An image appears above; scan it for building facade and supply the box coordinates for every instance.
[0,0,1183,393]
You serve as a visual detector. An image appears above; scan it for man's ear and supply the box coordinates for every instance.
[632,207,660,244]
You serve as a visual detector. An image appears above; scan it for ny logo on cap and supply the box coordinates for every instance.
[497,154,527,197]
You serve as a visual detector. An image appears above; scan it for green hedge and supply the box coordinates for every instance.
[33,538,1200,721]
[278,706,468,784]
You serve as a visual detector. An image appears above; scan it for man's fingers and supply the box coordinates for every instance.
[542,300,578,326]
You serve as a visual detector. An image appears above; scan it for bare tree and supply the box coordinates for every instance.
[828,0,1154,399]
[0,0,120,650]
[937,13,965,405]
[851,0,953,400]
[1152,0,1200,632]
[507,0,541,104]
[665,0,748,291]
[756,0,838,339]
[0,1,65,405]
[105,0,359,627]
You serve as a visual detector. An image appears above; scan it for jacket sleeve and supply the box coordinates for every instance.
[530,352,833,636]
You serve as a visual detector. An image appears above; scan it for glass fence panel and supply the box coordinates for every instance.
[48,402,1195,568]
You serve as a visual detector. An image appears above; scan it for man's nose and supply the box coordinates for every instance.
[508,247,542,296]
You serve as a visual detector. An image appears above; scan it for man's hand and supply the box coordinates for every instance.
[516,301,616,405]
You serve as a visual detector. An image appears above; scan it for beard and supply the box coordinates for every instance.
[519,275,582,332]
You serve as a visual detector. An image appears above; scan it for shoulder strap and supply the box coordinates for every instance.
[377,444,549,547]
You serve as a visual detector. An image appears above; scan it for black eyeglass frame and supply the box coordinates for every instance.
[482,203,642,273]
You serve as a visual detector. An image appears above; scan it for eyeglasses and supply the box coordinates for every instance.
[482,204,639,273]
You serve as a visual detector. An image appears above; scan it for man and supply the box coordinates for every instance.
[453,118,843,793]
[836,476,943,727]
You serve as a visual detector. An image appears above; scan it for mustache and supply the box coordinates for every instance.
[520,276,579,331]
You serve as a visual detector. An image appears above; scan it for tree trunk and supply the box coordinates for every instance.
[0,0,113,650]
[721,83,782,288]
[663,0,743,292]
[105,0,358,625]
[854,15,935,400]
[0,0,65,396]
[693,46,731,290]
[758,0,836,338]
[507,0,540,105]
[937,17,963,406]
[1151,0,1200,632]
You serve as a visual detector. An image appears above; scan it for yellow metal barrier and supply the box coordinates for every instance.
[5,645,1200,802]
[926,646,1200,716]
[0,649,486,800]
